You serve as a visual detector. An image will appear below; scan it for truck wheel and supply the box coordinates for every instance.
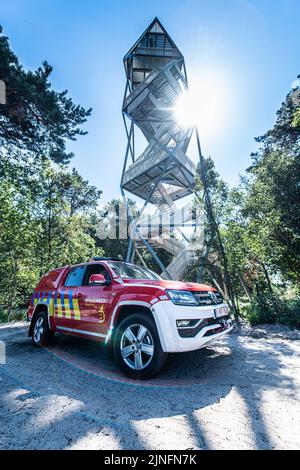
[113,313,168,379]
[31,311,54,347]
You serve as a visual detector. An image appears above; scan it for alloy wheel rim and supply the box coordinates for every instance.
[33,317,44,343]
[120,323,154,370]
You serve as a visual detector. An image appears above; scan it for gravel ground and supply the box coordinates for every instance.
[232,320,300,341]
[0,321,300,450]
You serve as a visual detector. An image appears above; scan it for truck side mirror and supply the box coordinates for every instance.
[88,274,107,286]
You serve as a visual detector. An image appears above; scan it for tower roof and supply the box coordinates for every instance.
[123,17,183,63]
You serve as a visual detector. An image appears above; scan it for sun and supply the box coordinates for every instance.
[173,90,199,129]
[173,69,232,138]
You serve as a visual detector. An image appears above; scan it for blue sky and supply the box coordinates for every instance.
[1,0,300,203]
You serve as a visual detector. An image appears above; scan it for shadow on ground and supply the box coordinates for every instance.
[0,323,299,449]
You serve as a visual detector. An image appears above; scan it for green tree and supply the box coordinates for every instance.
[95,198,136,260]
[192,151,240,317]
[0,164,104,314]
[0,25,91,164]
[245,149,300,286]
[245,78,300,286]
[30,161,103,275]
[0,27,103,318]
[0,181,37,314]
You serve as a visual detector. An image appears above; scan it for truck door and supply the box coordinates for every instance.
[54,265,86,331]
[75,263,112,339]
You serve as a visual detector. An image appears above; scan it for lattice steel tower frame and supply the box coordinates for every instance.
[121,17,203,280]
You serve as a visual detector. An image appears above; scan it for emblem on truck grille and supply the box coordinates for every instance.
[209,292,219,304]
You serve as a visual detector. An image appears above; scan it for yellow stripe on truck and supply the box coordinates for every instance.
[56,295,63,318]
[49,298,54,316]
[64,297,72,319]
[72,298,81,320]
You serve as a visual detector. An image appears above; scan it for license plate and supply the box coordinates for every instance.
[214,306,229,318]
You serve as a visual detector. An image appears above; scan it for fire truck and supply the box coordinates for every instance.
[28,258,232,378]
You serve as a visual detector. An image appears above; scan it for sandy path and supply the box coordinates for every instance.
[0,322,299,449]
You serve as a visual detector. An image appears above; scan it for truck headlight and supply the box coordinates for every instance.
[166,290,198,306]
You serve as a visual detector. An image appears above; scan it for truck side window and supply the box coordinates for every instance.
[83,264,111,286]
[64,266,86,287]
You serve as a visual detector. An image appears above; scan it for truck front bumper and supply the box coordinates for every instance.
[151,300,233,353]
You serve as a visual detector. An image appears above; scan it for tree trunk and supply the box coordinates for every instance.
[212,277,226,298]
[238,273,252,301]
[260,262,273,293]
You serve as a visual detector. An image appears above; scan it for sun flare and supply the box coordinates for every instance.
[173,70,232,137]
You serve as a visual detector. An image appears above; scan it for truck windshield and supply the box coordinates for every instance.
[108,262,162,280]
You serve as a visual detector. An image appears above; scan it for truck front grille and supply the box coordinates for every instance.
[192,291,224,306]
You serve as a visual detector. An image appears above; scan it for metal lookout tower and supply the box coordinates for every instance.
[121,17,203,280]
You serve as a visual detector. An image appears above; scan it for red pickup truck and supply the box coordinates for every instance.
[28,258,232,378]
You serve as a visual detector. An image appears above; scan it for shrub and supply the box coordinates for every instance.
[245,292,300,328]
[0,307,27,323]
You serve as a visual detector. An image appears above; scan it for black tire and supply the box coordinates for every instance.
[113,313,168,379]
[31,311,54,347]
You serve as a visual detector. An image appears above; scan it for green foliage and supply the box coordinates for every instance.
[0,27,102,318]
[0,307,27,323]
[246,86,300,285]
[0,165,104,313]
[139,247,174,275]
[0,25,91,164]
[245,292,300,328]
[0,181,37,310]
[292,107,300,127]
[95,198,134,260]
[193,76,300,325]
[255,86,299,156]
